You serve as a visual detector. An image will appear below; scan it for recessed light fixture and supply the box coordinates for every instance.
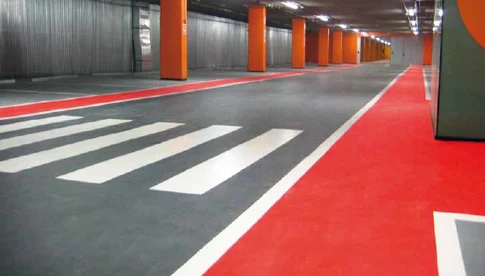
[438,9,444,17]
[410,20,417,26]
[407,8,416,16]
[316,15,330,22]
[434,20,442,27]
[433,26,438,32]
[352,28,359,33]
[412,26,418,32]
[362,32,369,36]
[371,35,376,39]
[281,1,299,10]
[338,24,348,29]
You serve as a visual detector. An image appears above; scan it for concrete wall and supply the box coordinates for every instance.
[433,0,485,140]
[0,0,292,79]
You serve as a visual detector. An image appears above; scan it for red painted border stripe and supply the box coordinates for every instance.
[0,66,356,119]
[203,66,485,275]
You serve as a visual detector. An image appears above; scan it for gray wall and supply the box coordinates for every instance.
[0,0,292,79]
[0,0,133,80]
[433,0,485,140]
[150,10,292,70]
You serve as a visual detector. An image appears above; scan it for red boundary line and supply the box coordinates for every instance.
[0,65,356,119]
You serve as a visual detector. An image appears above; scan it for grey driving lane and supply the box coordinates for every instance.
[0,64,406,275]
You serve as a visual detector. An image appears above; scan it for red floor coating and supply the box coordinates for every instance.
[0,66,356,119]
[204,66,485,276]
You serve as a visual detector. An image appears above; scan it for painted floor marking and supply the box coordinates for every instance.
[434,211,485,276]
[151,128,302,195]
[0,115,81,134]
[0,89,90,96]
[0,119,129,151]
[0,65,358,120]
[169,66,411,276]
[0,122,182,173]
[58,125,240,184]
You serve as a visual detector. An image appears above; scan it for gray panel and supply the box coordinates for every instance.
[149,5,160,71]
[456,220,485,276]
[436,0,485,140]
[0,0,133,80]
[266,27,292,67]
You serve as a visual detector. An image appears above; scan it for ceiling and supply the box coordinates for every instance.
[145,0,437,34]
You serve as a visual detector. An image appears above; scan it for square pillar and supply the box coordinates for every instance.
[331,30,343,64]
[318,27,330,66]
[343,32,358,64]
[160,0,187,80]
[248,6,266,72]
[292,18,306,68]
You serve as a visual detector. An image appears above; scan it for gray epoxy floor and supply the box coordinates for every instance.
[0,64,447,275]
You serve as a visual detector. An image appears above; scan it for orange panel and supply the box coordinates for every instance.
[248,6,266,72]
[329,32,334,63]
[305,32,318,63]
[457,0,485,48]
[160,0,187,80]
[343,32,358,64]
[331,30,343,64]
[292,18,306,68]
[422,35,433,65]
[318,27,330,66]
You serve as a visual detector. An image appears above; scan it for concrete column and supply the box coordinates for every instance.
[292,18,306,68]
[248,6,266,72]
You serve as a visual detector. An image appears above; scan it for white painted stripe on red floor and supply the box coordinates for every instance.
[0,119,129,151]
[151,128,302,195]
[0,122,182,173]
[170,66,411,276]
[57,125,240,184]
[0,115,82,134]
[433,211,485,276]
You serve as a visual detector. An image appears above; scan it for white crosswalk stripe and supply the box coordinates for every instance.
[150,129,302,195]
[0,122,182,173]
[0,119,130,151]
[0,115,82,134]
[57,125,241,184]
[0,116,304,195]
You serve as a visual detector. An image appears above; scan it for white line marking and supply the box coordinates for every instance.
[423,68,431,100]
[58,125,240,184]
[0,115,82,134]
[151,129,302,195]
[434,211,485,276]
[0,122,182,173]
[169,65,411,276]
[0,119,129,151]
[0,89,89,96]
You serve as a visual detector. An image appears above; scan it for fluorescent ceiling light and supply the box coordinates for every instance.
[410,20,417,26]
[434,20,442,26]
[282,1,299,10]
[438,9,444,17]
[362,32,368,36]
[352,28,359,33]
[412,26,418,31]
[338,24,348,29]
[316,15,329,22]
[407,8,416,16]
[433,27,438,32]
[371,35,376,39]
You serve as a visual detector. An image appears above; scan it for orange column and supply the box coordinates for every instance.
[317,27,330,66]
[248,6,266,72]
[160,0,187,80]
[343,32,358,64]
[331,30,343,64]
[423,35,433,65]
[329,32,334,63]
[292,18,306,68]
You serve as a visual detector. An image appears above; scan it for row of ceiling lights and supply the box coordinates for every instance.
[281,1,390,45]
[406,4,444,35]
